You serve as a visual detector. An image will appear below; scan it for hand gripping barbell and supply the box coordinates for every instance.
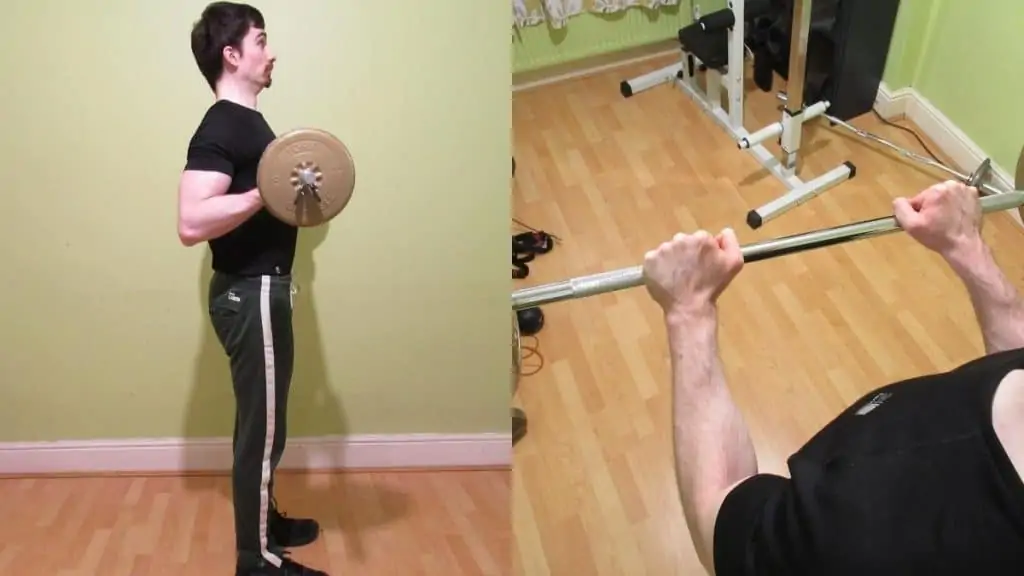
[511,157,1024,311]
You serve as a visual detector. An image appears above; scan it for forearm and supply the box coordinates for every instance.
[179,189,262,245]
[946,237,1024,354]
[666,306,758,569]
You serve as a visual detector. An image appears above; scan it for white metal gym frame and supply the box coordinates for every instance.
[620,0,853,229]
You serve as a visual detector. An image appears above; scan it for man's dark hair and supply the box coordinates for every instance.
[190,2,265,91]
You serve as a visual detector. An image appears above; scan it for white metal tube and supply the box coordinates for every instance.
[802,100,831,122]
[739,121,783,149]
[725,0,746,130]
[780,108,802,172]
[620,63,683,97]
[746,163,854,229]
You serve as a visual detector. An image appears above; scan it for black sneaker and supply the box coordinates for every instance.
[236,551,329,575]
[270,507,321,548]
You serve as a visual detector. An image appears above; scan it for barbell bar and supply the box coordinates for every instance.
[825,113,1002,196]
[511,190,1024,311]
[773,92,1004,196]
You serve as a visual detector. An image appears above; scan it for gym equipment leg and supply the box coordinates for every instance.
[620,0,856,230]
[739,0,855,229]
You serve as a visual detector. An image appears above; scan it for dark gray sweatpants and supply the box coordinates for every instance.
[208,271,294,567]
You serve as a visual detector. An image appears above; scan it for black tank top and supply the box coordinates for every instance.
[715,348,1024,575]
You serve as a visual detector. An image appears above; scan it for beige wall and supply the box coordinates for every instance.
[0,0,511,442]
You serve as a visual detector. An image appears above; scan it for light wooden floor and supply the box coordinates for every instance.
[0,469,510,575]
[511,57,1024,575]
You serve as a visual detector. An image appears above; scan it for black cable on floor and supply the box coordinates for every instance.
[871,107,943,164]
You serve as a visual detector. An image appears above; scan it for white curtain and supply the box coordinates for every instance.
[513,0,681,30]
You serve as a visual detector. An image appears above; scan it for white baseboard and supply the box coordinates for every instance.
[0,433,512,476]
[872,84,915,119]
[874,82,1021,227]
[513,45,679,93]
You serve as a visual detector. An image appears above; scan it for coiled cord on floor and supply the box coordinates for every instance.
[518,334,544,377]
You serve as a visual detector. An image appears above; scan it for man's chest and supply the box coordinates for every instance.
[227,120,276,191]
[233,120,277,170]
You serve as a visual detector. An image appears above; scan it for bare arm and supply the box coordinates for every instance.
[177,170,263,246]
[666,305,758,575]
[945,236,1024,354]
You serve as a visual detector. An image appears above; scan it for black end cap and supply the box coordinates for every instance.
[620,81,633,98]
[844,160,857,179]
[746,210,763,229]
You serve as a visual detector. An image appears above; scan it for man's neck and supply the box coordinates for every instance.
[215,81,259,110]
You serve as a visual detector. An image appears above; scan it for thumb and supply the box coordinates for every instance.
[718,227,740,251]
[892,197,922,229]
[718,227,743,264]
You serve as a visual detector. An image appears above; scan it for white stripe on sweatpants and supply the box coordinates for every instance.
[258,275,282,568]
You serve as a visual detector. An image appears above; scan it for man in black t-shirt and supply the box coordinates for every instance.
[178,4,328,575]
[642,180,1024,575]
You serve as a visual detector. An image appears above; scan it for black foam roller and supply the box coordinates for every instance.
[699,9,736,32]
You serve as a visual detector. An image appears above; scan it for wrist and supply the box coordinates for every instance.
[943,234,988,274]
[246,188,264,208]
[665,302,718,331]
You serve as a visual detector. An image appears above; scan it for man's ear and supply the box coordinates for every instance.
[222,45,241,68]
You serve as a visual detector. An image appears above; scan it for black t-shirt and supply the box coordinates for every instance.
[184,99,297,276]
[714,348,1024,575]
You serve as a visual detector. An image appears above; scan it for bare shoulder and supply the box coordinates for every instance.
[993,369,1024,482]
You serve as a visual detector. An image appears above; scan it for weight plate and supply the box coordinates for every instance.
[257,128,356,227]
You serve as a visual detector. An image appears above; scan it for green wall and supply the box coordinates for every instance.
[513,0,924,83]
[0,0,510,443]
[913,0,1024,173]
[882,0,1023,172]
[513,2,718,73]
[881,0,941,89]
